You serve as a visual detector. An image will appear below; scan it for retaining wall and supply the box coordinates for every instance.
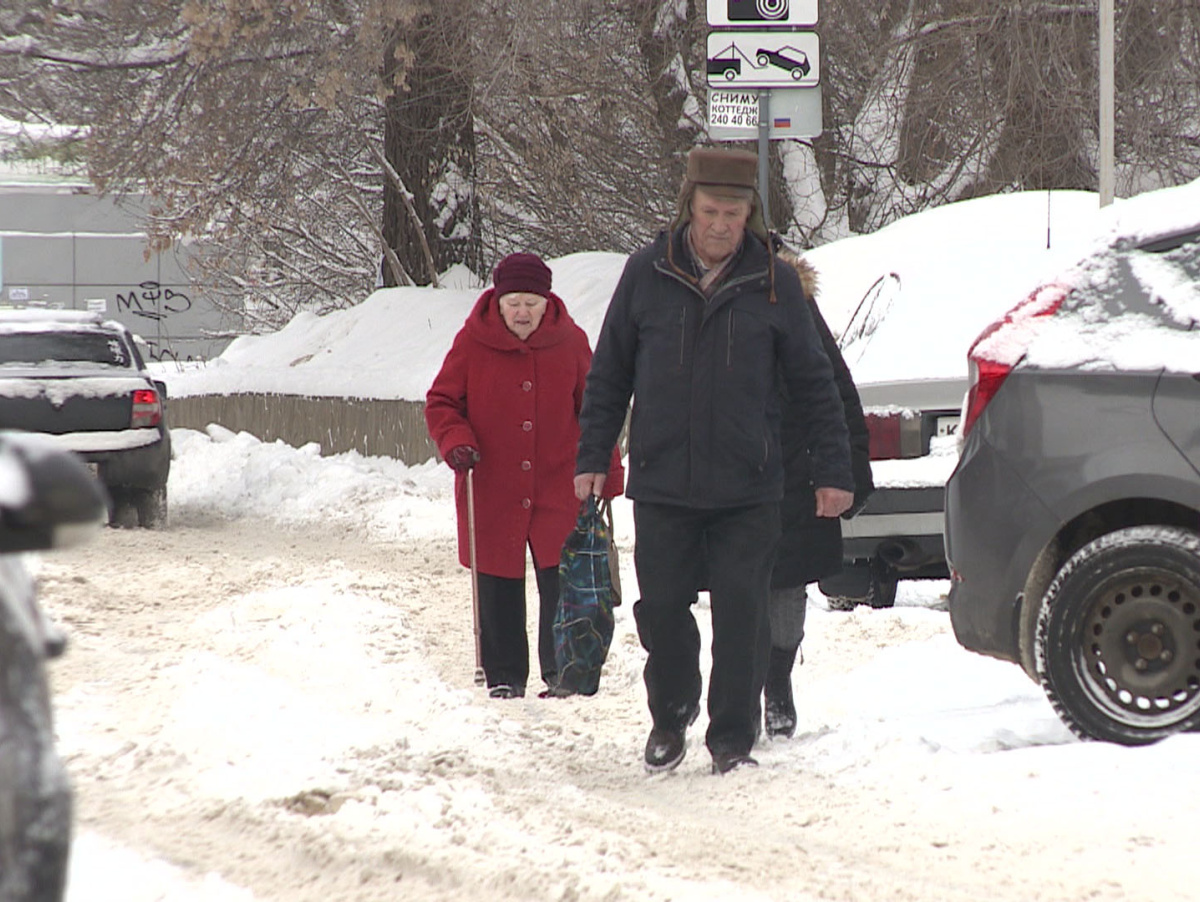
[167,394,439,465]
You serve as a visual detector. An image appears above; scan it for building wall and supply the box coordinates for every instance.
[0,183,235,361]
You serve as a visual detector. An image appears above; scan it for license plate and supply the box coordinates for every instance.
[936,415,960,437]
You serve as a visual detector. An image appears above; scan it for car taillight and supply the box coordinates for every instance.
[960,282,1069,440]
[961,358,1011,438]
[131,389,162,428]
[865,410,922,460]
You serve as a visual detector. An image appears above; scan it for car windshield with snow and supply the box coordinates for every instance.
[946,177,1200,745]
[805,191,1099,609]
[0,310,171,528]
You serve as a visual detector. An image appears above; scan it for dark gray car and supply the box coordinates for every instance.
[946,198,1200,745]
[0,310,171,528]
[0,432,108,900]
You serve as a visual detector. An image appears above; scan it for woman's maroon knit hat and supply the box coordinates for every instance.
[493,253,552,298]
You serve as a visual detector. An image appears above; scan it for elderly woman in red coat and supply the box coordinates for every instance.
[425,253,624,699]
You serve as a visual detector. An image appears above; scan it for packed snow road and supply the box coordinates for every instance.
[34,509,1197,901]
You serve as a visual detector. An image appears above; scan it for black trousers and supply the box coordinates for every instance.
[477,564,559,690]
[632,500,780,757]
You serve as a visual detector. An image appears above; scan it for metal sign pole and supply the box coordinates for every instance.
[757,89,772,230]
[1099,0,1114,207]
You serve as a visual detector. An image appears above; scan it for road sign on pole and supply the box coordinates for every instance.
[707,32,820,89]
[706,0,818,27]
[703,1,823,223]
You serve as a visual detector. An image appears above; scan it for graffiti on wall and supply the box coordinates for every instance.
[115,281,192,320]
[113,280,201,362]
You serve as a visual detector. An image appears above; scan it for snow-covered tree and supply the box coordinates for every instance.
[3,0,1199,328]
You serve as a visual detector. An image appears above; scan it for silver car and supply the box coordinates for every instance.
[808,191,1099,608]
[946,180,1200,745]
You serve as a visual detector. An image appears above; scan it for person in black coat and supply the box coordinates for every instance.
[763,248,875,738]
[574,147,855,775]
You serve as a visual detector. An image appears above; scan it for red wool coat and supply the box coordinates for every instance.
[426,288,624,579]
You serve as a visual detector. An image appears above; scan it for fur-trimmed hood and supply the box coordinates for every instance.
[777,247,820,300]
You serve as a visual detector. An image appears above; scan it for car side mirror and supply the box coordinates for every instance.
[0,433,109,552]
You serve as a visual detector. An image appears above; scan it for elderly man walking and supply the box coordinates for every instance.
[574,146,854,775]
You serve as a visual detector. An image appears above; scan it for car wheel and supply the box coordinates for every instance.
[790,67,803,80]
[757,54,770,67]
[827,575,898,611]
[724,69,736,81]
[108,489,139,529]
[135,486,168,529]
[825,594,861,611]
[865,563,899,609]
[1035,526,1200,745]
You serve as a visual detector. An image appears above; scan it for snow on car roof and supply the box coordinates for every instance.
[975,178,1200,374]
[1091,176,1200,251]
[0,309,122,334]
[805,190,1105,387]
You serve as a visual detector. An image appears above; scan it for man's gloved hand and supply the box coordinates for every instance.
[446,445,480,472]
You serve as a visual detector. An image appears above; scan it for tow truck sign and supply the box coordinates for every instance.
[706,31,820,89]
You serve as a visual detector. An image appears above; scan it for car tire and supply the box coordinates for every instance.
[865,564,899,609]
[108,489,139,529]
[827,575,899,611]
[1035,526,1200,746]
[136,486,168,529]
[825,594,861,611]
[825,559,899,610]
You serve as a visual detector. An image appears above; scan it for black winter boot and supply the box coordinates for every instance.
[764,644,799,738]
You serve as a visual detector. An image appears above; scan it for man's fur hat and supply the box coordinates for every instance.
[673,146,769,242]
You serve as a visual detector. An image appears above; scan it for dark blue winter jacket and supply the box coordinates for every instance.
[576,226,853,509]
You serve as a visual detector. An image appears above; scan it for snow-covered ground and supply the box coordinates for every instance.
[35,424,1200,901]
[28,180,1200,899]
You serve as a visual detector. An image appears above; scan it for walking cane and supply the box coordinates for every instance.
[466,467,485,686]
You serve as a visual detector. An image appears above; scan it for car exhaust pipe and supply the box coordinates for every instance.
[877,539,932,571]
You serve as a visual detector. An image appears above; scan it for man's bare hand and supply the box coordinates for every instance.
[815,487,854,518]
[574,473,607,500]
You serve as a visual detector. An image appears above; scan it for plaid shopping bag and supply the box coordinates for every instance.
[553,496,619,696]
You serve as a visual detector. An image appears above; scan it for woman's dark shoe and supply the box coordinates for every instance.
[711,751,759,775]
[764,643,799,738]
